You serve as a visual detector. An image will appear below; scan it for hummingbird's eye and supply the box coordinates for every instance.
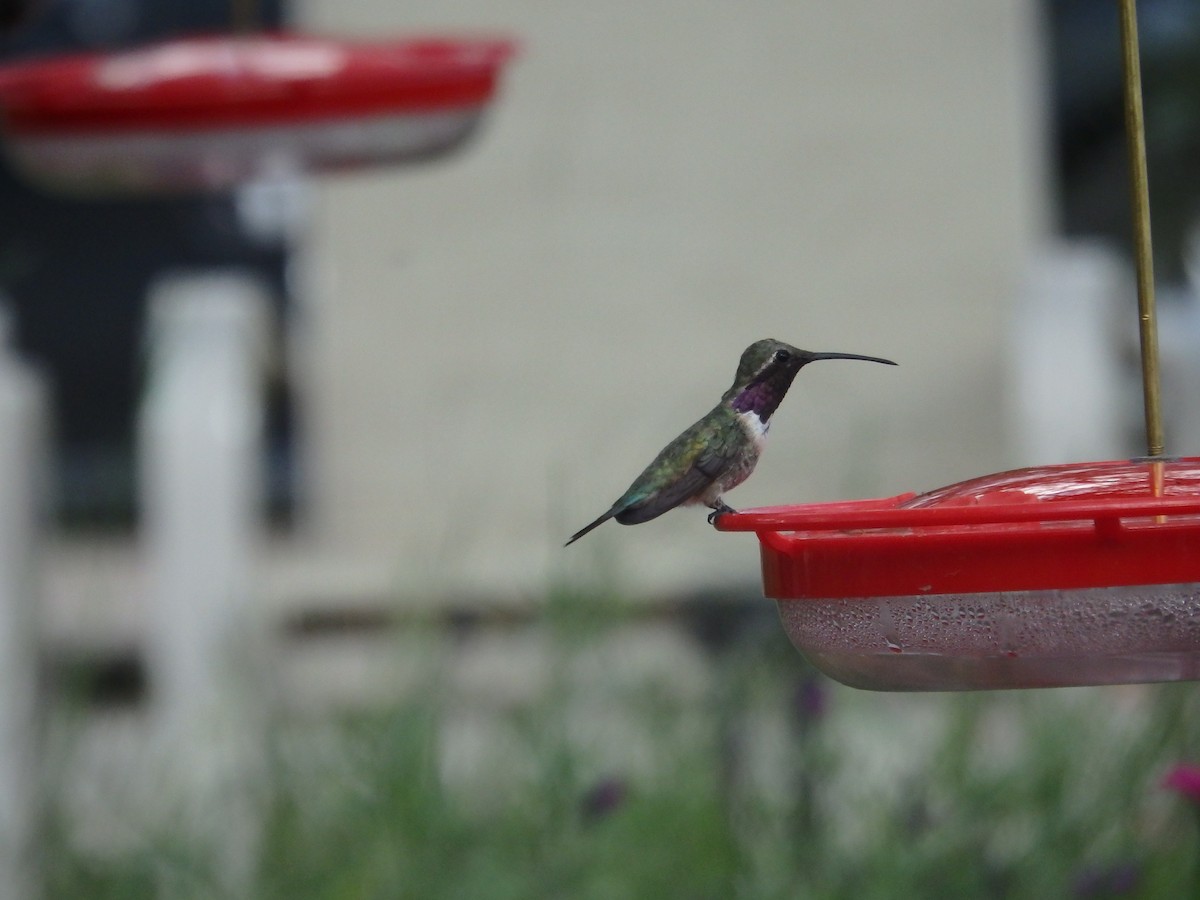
[773,349,791,363]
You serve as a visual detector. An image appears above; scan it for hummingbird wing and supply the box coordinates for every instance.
[564,407,740,545]
[613,410,739,525]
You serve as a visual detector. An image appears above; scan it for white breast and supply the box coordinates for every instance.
[736,410,769,450]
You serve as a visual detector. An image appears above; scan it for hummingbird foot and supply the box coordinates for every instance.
[707,500,737,525]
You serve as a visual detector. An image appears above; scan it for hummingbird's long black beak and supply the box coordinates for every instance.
[805,351,898,366]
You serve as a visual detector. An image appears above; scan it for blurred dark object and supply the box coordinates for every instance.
[46,649,146,709]
[1070,860,1142,898]
[581,776,629,823]
[1051,0,1200,283]
[0,0,42,33]
[678,589,774,655]
[789,673,827,726]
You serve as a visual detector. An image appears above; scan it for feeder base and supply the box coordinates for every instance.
[803,648,1200,692]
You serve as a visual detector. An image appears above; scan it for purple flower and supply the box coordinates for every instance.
[1071,861,1141,897]
[1164,763,1200,804]
[1166,766,1200,898]
[581,776,628,822]
[790,674,827,725]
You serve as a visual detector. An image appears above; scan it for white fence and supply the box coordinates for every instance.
[0,272,272,899]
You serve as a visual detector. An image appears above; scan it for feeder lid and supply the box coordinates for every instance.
[0,33,515,191]
[716,457,1200,598]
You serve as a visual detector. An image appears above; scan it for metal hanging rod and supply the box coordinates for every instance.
[1118,0,1164,458]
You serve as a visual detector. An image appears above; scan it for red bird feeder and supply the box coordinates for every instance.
[718,458,1200,690]
[0,33,515,192]
[718,0,1200,690]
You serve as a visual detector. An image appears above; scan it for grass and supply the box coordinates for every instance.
[39,594,1200,899]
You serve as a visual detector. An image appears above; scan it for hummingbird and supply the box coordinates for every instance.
[565,339,896,546]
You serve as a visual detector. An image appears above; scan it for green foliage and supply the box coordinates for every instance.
[41,610,1200,899]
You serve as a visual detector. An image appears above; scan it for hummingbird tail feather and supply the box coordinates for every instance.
[564,509,617,546]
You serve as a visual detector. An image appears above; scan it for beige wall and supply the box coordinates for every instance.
[293,1,1050,600]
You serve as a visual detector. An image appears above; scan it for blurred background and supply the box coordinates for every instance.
[0,0,1199,896]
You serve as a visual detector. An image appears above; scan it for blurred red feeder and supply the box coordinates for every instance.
[0,33,515,192]
[717,458,1200,691]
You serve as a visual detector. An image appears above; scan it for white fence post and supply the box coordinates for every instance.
[139,272,271,895]
[0,307,46,900]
